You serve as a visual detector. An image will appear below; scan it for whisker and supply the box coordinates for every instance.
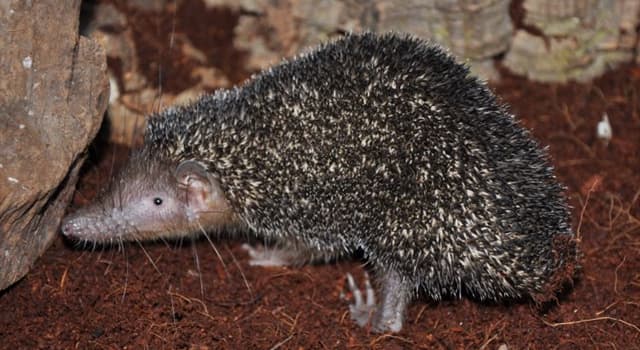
[178,236,184,250]
[168,284,177,326]
[224,244,253,298]
[135,239,162,275]
[159,236,172,249]
[197,221,230,279]
[121,238,129,303]
[191,239,205,298]
[196,209,227,214]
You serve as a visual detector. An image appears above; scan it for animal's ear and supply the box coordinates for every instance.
[175,160,225,212]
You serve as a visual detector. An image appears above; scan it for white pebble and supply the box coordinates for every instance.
[19,124,25,129]
[596,113,612,143]
[498,344,508,350]
[8,177,19,184]
[22,56,32,69]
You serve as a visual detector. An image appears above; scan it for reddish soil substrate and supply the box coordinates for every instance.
[1,3,640,349]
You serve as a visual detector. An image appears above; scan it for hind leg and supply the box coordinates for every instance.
[347,268,412,333]
[241,243,337,267]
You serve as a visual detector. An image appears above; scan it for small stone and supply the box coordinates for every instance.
[22,56,32,69]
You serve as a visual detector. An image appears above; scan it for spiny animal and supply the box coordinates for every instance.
[61,32,577,333]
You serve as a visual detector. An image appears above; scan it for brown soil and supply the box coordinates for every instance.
[1,2,640,349]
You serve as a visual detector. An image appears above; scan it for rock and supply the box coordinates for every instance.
[127,0,168,12]
[231,0,511,80]
[228,0,640,82]
[81,2,147,146]
[110,87,164,146]
[504,0,640,82]
[232,0,374,71]
[375,0,512,79]
[0,0,109,291]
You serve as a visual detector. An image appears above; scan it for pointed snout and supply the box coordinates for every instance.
[59,207,137,243]
[60,214,85,239]
[59,210,110,240]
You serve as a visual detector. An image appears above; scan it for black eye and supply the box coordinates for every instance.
[153,197,163,205]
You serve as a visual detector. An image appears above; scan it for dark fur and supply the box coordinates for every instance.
[144,32,577,301]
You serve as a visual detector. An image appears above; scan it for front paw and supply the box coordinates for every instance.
[343,271,407,333]
[344,272,376,327]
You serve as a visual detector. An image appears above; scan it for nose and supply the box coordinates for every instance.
[60,216,78,237]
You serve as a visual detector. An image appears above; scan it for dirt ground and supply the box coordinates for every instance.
[1,2,640,349]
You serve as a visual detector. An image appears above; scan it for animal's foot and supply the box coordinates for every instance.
[241,243,296,267]
[344,269,409,333]
[345,272,376,328]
